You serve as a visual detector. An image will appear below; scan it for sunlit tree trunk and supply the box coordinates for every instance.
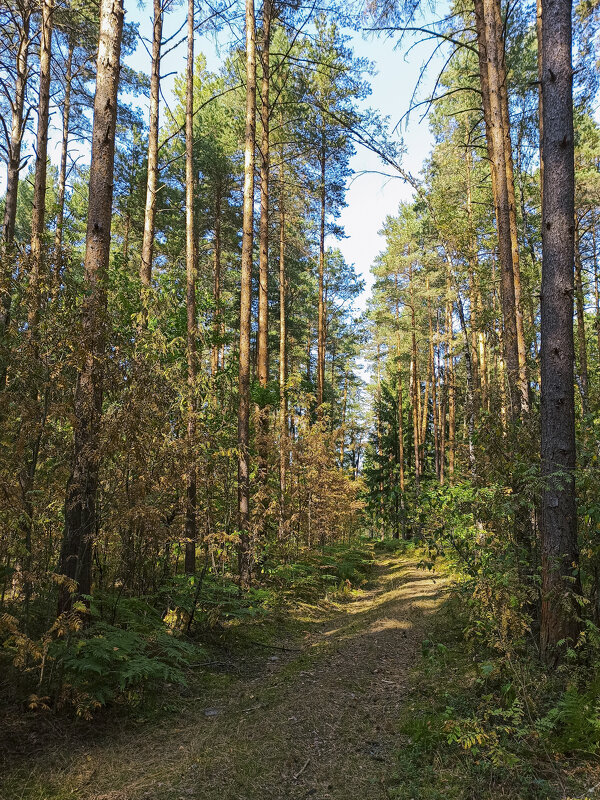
[54,36,74,274]
[0,2,31,389]
[340,368,348,466]
[409,272,421,486]
[474,0,521,418]
[278,165,287,539]
[574,222,588,414]
[238,0,257,586]
[256,0,272,516]
[257,0,271,395]
[30,0,54,333]
[593,213,600,359]
[494,0,528,412]
[211,181,222,376]
[438,314,446,486]
[184,0,197,574]
[59,0,124,612]
[140,0,164,297]
[317,142,326,415]
[394,284,405,498]
[445,280,455,483]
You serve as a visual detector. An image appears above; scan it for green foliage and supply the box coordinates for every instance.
[54,620,198,716]
[539,676,600,754]
[373,538,416,554]
[264,543,373,600]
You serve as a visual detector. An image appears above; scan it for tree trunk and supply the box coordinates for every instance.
[410,277,421,486]
[211,182,222,376]
[256,0,271,514]
[278,157,287,540]
[574,222,588,414]
[59,0,124,613]
[0,3,31,389]
[539,0,581,661]
[494,0,529,412]
[184,0,197,575]
[593,213,600,360]
[394,285,405,497]
[140,0,163,295]
[317,143,326,415]
[238,0,256,587]
[446,276,455,482]
[30,0,54,333]
[257,0,271,394]
[474,0,521,418]
[54,36,74,274]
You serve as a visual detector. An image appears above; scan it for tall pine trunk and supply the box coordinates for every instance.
[474,0,522,418]
[59,0,124,612]
[54,36,74,274]
[0,3,31,389]
[257,0,271,395]
[278,151,287,540]
[140,0,163,295]
[211,182,222,376]
[238,0,256,586]
[317,143,326,414]
[184,0,197,574]
[539,0,581,661]
[30,0,54,332]
[574,223,588,414]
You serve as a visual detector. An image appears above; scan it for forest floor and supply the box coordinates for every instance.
[1,550,591,800]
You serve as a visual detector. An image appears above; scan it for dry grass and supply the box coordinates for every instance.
[1,554,449,800]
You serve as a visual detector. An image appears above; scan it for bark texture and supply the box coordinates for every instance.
[539,0,581,660]
[184,0,197,574]
[59,0,124,612]
[0,2,31,388]
[238,0,256,586]
[140,0,163,293]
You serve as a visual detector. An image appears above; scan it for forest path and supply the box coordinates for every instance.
[10,553,450,800]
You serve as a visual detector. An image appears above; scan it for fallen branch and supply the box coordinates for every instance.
[293,758,310,780]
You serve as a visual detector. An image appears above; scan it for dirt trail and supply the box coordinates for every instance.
[7,554,449,800]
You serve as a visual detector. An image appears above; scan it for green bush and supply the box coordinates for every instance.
[53,620,198,716]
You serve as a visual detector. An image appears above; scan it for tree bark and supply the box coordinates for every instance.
[278,153,287,540]
[59,0,124,612]
[574,222,588,414]
[474,0,521,418]
[409,272,421,486]
[539,0,581,661]
[257,0,271,393]
[30,0,54,332]
[593,213,600,360]
[446,274,455,482]
[394,282,405,497]
[139,0,163,294]
[0,2,31,389]
[317,142,326,415]
[211,181,222,376]
[184,0,197,574]
[494,0,529,412]
[238,0,256,587]
[54,35,74,273]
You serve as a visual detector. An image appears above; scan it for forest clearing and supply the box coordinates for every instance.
[1,0,600,795]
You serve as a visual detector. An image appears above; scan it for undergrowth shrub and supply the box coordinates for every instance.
[1,540,373,718]
[263,543,373,600]
[373,538,417,554]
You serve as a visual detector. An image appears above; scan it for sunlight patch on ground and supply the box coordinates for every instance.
[367,617,412,634]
